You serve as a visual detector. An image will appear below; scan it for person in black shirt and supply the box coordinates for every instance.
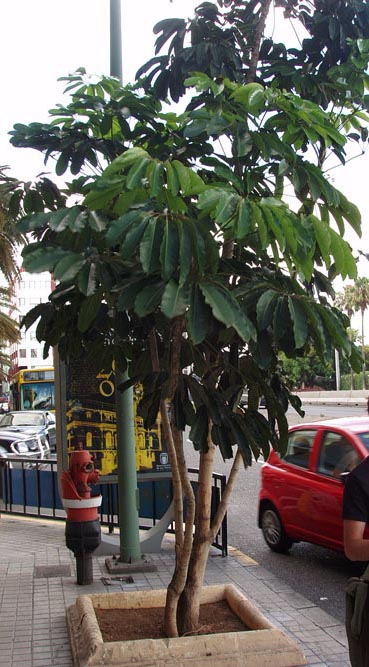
[343,456,369,560]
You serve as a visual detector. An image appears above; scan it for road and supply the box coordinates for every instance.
[185,402,368,623]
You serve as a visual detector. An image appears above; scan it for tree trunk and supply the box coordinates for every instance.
[164,425,195,637]
[149,322,196,637]
[361,309,366,390]
[177,435,216,635]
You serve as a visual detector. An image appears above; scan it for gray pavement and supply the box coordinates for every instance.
[0,515,351,667]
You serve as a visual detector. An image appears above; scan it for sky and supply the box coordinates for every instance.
[1,0,368,339]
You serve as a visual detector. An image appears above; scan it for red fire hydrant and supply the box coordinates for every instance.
[61,450,102,585]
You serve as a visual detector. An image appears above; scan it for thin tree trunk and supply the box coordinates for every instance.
[362,309,366,390]
[177,430,216,635]
[164,425,196,637]
[246,0,273,83]
[149,323,196,637]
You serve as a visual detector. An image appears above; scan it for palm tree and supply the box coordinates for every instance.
[335,285,357,389]
[351,277,369,390]
[0,167,24,373]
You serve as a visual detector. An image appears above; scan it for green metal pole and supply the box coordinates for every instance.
[115,369,141,562]
[110,0,122,81]
[110,0,141,563]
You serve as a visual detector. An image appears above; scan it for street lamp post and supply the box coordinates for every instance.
[109,0,141,565]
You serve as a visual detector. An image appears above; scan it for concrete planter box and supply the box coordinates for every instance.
[66,584,306,667]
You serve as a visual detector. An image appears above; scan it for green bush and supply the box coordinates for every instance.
[341,373,369,390]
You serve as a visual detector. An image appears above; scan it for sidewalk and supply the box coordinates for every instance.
[0,515,350,667]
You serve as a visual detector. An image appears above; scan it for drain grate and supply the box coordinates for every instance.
[101,576,134,585]
[34,564,72,578]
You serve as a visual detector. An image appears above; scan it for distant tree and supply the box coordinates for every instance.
[336,286,357,389]
[351,277,369,389]
[280,347,334,390]
[336,278,369,389]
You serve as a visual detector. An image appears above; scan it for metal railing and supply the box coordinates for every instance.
[0,459,228,556]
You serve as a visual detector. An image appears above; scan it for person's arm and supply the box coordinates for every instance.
[343,519,369,560]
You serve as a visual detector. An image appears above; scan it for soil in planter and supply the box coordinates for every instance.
[95,600,250,642]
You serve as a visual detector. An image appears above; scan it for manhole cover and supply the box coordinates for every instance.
[34,565,72,578]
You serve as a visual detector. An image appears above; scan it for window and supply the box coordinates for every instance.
[31,349,37,358]
[283,430,316,469]
[317,432,361,478]
[18,298,26,306]
[19,349,27,358]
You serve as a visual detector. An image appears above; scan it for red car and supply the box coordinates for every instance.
[258,416,369,553]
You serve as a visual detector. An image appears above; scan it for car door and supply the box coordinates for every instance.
[274,429,318,540]
[303,429,362,550]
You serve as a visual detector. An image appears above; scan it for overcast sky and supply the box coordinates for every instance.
[1,0,368,337]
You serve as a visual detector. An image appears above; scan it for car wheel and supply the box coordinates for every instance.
[260,504,292,553]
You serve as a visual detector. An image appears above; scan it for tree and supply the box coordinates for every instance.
[0,167,25,362]
[335,284,357,389]
[350,277,369,389]
[5,0,368,638]
[279,347,335,390]
[336,278,369,389]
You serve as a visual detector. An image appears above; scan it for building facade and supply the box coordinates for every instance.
[9,269,54,374]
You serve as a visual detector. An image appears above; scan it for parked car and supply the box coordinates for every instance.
[0,428,50,467]
[258,416,369,554]
[0,410,56,451]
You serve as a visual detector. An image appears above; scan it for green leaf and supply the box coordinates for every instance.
[78,292,103,332]
[104,147,149,177]
[161,280,189,318]
[310,215,330,266]
[126,156,151,189]
[21,244,66,273]
[189,405,209,451]
[147,161,164,197]
[178,221,193,285]
[200,283,255,341]
[329,228,345,273]
[83,180,123,210]
[117,279,148,311]
[121,217,149,260]
[172,160,191,195]
[252,204,268,249]
[134,281,165,316]
[256,290,278,329]
[288,297,308,349]
[160,219,179,280]
[231,83,265,115]
[105,210,142,246]
[140,218,162,274]
[78,263,97,296]
[165,161,180,196]
[54,253,86,282]
[235,200,253,239]
[186,285,211,344]
[214,192,239,226]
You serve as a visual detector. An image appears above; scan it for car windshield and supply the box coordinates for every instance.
[357,432,369,451]
[0,413,44,427]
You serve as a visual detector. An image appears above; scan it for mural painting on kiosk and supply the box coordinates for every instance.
[65,359,170,477]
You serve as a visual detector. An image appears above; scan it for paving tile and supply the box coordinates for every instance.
[0,515,351,667]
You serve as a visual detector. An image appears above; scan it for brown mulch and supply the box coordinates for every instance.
[95,600,249,642]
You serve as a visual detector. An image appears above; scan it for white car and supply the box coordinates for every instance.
[0,411,56,451]
[0,429,50,466]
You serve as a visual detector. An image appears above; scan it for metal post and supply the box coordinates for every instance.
[110,0,122,81]
[110,0,142,563]
[334,349,340,391]
[115,370,141,562]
